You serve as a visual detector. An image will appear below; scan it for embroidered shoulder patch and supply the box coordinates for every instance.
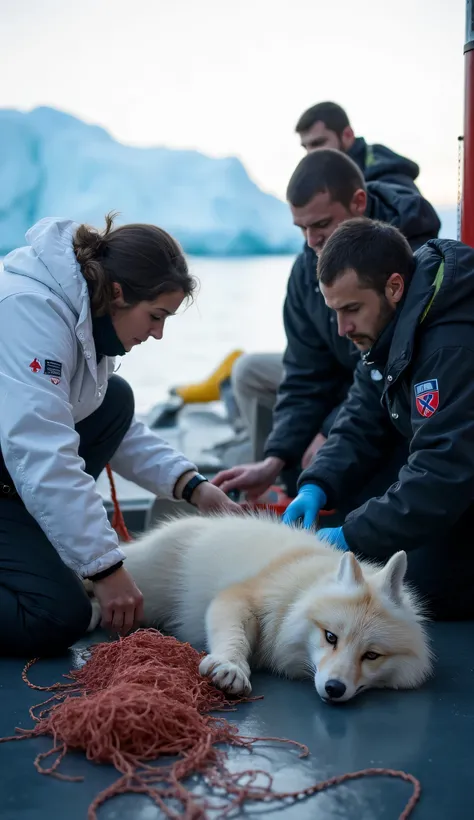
[44,359,62,378]
[29,358,42,373]
[414,379,439,418]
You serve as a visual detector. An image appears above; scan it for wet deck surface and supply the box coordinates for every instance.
[1,621,473,819]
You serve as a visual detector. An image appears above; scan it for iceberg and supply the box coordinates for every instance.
[0,106,302,257]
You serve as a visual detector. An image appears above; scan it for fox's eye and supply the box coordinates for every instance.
[362,651,381,661]
[325,630,338,646]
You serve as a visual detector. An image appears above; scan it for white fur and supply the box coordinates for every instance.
[88,512,434,703]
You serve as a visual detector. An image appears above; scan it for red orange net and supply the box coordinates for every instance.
[0,629,420,819]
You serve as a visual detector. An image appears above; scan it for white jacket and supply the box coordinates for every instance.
[0,217,197,577]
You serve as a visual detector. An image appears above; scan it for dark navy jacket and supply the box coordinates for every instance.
[263,145,441,466]
[348,136,421,189]
[300,238,474,557]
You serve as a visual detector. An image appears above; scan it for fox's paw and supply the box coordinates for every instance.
[199,654,252,696]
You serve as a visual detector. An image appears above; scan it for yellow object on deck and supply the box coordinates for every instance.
[174,349,244,404]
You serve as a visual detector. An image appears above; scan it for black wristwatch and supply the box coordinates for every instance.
[182,472,208,505]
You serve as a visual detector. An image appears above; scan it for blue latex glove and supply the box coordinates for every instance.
[282,484,327,529]
[317,526,349,551]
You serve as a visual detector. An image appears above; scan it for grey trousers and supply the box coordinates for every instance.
[231,352,284,461]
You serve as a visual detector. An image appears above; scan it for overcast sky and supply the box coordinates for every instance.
[1,0,466,207]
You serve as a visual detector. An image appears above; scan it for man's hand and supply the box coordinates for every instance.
[210,457,284,501]
[301,433,327,470]
[92,566,144,635]
[317,526,349,551]
[282,484,327,529]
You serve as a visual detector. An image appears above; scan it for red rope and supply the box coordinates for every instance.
[105,463,132,542]
[0,631,422,819]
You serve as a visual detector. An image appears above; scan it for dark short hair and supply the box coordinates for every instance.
[295,102,350,136]
[286,149,365,210]
[73,212,197,316]
[317,217,415,293]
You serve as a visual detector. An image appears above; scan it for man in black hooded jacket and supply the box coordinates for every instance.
[283,217,474,620]
[295,100,422,191]
[213,149,441,504]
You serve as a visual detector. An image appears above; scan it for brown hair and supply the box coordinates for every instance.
[295,101,350,137]
[73,212,197,316]
[317,217,415,294]
[286,148,365,210]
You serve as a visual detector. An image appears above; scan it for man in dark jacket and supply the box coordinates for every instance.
[295,100,421,191]
[213,149,440,502]
[283,217,474,620]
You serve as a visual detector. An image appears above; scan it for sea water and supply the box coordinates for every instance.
[117,255,295,414]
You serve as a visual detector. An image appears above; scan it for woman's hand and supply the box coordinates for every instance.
[190,480,243,515]
[92,566,144,635]
[174,470,243,515]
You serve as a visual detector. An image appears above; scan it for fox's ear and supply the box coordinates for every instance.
[378,551,407,606]
[336,551,364,588]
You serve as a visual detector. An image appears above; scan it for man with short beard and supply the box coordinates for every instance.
[283,217,474,620]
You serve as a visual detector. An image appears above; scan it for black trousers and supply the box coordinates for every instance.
[0,375,135,657]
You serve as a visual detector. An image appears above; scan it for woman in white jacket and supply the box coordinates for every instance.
[0,214,240,657]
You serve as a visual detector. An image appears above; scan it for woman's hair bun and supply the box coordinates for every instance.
[73,213,116,315]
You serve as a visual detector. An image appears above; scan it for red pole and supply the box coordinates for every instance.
[461,0,474,246]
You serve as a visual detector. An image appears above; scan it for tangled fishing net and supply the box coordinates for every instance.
[0,629,421,819]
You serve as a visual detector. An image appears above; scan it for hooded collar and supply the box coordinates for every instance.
[347,137,368,174]
[3,217,125,379]
[12,217,126,359]
[23,217,87,317]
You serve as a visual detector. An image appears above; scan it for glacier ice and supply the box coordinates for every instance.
[0,106,302,257]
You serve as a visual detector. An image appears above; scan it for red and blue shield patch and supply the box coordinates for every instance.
[414,379,439,418]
